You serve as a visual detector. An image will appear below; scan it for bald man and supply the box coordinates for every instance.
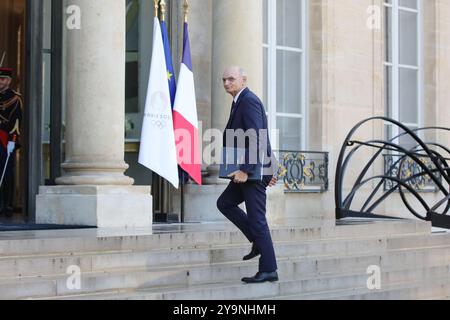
[217,66,279,284]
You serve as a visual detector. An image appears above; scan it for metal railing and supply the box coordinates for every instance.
[335,117,450,229]
[275,150,329,193]
[383,154,441,193]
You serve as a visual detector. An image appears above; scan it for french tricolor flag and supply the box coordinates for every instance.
[173,22,202,185]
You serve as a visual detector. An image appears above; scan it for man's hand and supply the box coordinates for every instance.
[7,141,15,155]
[268,175,278,187]
[229,170,249,184]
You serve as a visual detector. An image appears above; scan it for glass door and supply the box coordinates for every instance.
[0,0,26,223]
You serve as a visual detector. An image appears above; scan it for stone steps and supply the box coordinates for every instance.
[328,277,450,300]
[3,233,449,280]
[0,220,430,257]
[36,264,450,300]
[1,220,448,300]
[267,277,450,300]
[3,242,450,300]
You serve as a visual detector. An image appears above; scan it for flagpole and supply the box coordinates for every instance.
[160,0,166,21]
[183,0,189,23]
[151,0,158,222]
[179,0,190,223]
[160,0,179,223]
[153,0,159,18]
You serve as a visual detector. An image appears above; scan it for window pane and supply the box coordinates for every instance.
[42,53,52,143]
[126,0,139,114]
[277,0,302,48]
[277,117,302,151]
[126,0,139,51]
[399,0,418,9]
[43,0,52,50]
[263,0,268,44]
[385,6,392,63]
[42,53,52,182]
[399,126,419,150]
[399,68,418,124]
[399,10,418,66]
[385,66,392,118]
[276,50,302,114]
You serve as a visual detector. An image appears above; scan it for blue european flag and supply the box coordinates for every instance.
[161,20,176,108]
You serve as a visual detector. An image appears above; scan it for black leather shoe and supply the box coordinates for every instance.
[241,271,279,284]
[243,243,260,261]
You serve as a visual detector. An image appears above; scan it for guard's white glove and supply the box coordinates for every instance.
[7,141,15,155]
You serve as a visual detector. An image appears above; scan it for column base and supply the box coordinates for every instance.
[36,186,152,228]
[55,175,135,186]
[56,161,135,185]
[173,184,228,222]
[173,184,286,225]
[266,185,287,225]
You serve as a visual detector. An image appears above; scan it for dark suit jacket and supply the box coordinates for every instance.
[223,88,278,186]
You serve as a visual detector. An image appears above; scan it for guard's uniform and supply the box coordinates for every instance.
[0,68,22,215]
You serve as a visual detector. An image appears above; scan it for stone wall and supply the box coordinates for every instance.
[177,0,450,226]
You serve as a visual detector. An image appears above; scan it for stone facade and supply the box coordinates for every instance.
[33,0,450,227]
[179,0,450,225]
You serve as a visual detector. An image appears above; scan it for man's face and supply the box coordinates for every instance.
[0,77,11,92]
[222,68,246,98]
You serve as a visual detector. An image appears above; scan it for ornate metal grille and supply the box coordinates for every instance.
[384,154,441,192]
[275,151,329,193]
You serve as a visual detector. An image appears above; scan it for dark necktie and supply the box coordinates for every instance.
[230,101,237,119]
[226,101,237,129]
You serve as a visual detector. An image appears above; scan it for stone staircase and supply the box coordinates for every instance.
[0,220,450,300]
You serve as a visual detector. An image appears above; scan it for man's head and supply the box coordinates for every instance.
[0,68,13,92]
[222,66,247,98]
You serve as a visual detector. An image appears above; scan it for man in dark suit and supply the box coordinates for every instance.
[217,66,279,284]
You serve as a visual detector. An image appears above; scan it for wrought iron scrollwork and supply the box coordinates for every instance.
[335,117,450,229]
[276,150,329,193]
[384,154,441,192]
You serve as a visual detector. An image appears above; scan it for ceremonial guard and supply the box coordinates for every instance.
[0,68,22,217]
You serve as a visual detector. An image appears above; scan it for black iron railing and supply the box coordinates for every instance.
[275,150,329,193]
[335,117,450,229]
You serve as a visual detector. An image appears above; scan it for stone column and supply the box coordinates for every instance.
[204,0,263,184]
[57,0,132,186]
[36,0,152,228]
[178,0,263,222]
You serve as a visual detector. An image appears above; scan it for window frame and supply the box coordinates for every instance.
[263,0,309,151]
[383,0,423,144]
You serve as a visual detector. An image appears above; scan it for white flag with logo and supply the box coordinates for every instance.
[139,17,179,189]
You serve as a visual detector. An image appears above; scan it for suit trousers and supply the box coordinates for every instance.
[217,180,277,272]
